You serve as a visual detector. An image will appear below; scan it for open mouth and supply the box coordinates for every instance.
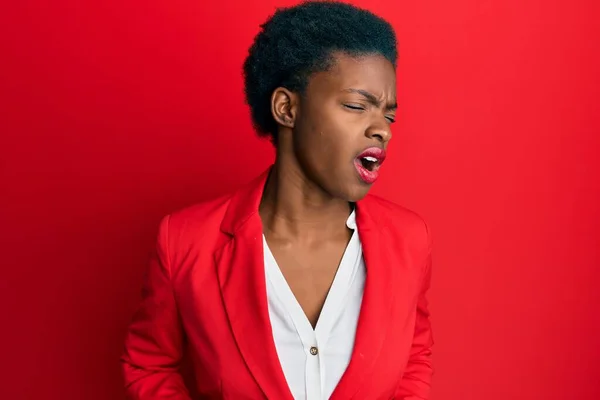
[354,147,386,184]
[359,155,380,171]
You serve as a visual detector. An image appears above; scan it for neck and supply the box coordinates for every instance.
[259,152,352,242]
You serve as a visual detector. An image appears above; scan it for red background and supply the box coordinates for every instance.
[2,0,599,399]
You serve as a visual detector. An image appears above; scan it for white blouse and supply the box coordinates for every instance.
[263,210,366,400]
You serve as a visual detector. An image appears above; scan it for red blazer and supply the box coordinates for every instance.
[121,167,433,399]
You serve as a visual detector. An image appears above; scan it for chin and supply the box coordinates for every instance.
[320,172,372,202]
[339,183,371,203]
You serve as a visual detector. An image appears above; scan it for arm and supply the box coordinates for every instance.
[121,215,192,399]
[395,250,434,400]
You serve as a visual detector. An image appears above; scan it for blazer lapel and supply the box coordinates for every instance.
[214,168,293,400]
[330,197,398,400]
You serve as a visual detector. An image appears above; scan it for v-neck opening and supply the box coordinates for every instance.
[262,228,361,345]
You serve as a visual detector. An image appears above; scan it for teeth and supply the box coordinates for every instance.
[363,156,378,162]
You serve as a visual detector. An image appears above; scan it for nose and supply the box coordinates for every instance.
[365,120,392,144]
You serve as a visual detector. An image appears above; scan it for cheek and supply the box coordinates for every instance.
[293,104,357,173]
[294,109,330,156]
[297,126,345,168]
[306,108,349,148]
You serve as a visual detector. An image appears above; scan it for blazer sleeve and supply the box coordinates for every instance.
[121,215,192,399]
[395,235,434,399]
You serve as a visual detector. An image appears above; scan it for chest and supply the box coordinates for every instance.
[262,231,367,400]
[263,234,351,327]
[172,223,423,400]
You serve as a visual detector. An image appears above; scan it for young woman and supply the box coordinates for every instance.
[122,2,433,399]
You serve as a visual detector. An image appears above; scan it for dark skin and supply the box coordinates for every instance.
[259,52,396,328]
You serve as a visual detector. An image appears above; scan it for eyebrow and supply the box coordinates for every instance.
[344,88,397,111]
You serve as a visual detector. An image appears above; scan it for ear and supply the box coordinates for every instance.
[270,87,298,129]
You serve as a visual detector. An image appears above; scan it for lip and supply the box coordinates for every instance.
[354,147,387,184]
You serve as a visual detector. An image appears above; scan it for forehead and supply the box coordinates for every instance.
[307,52,396,97]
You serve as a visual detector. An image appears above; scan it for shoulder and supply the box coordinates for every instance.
[169,194,232,231]
[361,193,432,251]
[157,192,234,255]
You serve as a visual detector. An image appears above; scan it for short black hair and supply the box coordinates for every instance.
[243,0,398,145]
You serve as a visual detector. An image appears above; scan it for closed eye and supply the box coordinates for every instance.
[343,104,366,111]
[344,103,395,123]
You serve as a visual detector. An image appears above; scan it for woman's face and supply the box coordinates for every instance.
[283,52,397,202]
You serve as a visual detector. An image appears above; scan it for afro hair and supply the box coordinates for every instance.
[242,0,398,145]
